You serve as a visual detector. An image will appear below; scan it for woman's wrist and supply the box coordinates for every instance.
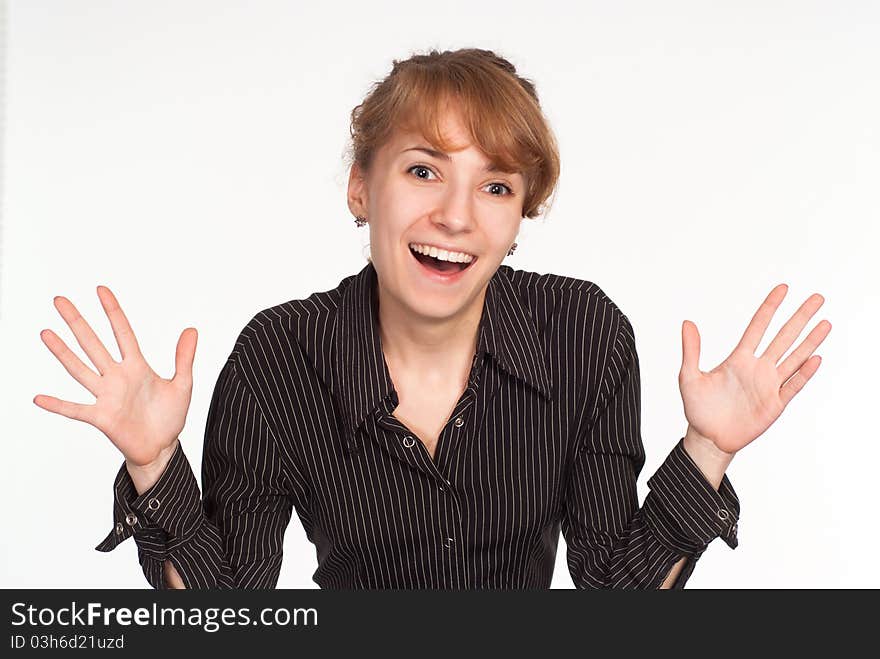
[682,425,734,490]
[125,438,179,496]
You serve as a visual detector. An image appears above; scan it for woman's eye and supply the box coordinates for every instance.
[407,165,436,180]
[486,182,514,196]
[407,165,513,196]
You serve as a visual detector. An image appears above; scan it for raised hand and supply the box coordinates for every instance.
[34,286,198,471]
[679,284,831,456]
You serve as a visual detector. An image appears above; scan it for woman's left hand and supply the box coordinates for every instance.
[679,284,831,457]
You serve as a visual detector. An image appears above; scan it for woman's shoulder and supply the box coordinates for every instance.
[263,269,362,323]
[498,264,629,326]
[499,266,635,397]
[226,271,358,367]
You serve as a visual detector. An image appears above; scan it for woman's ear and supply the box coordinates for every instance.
[347,162,369,218]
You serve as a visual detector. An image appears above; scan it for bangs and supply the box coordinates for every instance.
[349,48,560,218]
[388,71,544,181]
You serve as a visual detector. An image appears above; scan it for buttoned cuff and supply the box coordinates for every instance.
[95,440,205,555]
[643,436,740,555]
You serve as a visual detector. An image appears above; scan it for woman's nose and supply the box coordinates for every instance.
[432,185,476,232]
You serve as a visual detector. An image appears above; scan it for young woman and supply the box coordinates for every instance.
[35,48,831,589]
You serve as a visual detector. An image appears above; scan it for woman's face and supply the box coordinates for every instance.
[347,108,525,323]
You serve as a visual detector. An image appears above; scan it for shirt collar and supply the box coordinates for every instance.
[332,261,553,439]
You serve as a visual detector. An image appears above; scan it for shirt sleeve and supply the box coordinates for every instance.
[94,358,296,589]
[561,312,740,589]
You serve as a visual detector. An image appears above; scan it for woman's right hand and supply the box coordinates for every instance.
[34,286,198,477]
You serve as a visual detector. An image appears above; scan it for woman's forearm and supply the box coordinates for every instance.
[660,556,689,588]
[164,560,185,589]
[659,427,735,589]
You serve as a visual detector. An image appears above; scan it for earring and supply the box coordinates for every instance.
[354,215,367,227]
[507,242,517,256]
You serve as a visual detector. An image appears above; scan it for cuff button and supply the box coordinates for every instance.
[115,522,124,535]
[148,497,161,511]
[717,509,730,521]
[125,513,138,526]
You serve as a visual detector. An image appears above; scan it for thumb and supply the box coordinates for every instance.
[172,327,198,387]
[680,320,701,382]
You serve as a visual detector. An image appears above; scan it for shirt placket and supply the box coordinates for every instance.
[437,385,478,590]
[372,352,487,589]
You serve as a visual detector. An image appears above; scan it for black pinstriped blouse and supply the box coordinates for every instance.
[96,261,740,589]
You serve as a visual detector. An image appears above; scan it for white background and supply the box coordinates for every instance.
[2,0,877,588]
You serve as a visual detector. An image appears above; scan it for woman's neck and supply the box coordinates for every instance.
[376,285,484,380]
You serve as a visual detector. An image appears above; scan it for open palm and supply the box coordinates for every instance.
[679,284,831,455]
[34,286,198,468]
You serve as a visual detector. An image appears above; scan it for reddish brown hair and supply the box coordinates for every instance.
[346,48,560,219]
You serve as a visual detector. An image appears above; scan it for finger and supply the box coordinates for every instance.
[779,355,822,408]
[776,319,832,384]
[680,320,701,382]
[53,295,116,374]
[734,284,789,355]
[96,285,143,361]
[39,328,101,395]
[172,327,198,389]
[761,293,825,364]
[32,394,97,425]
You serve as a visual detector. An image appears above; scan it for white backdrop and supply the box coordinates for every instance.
[2,0,877,588]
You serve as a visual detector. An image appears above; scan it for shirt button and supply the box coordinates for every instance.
[443,537,455,549]
[717,509,730,522]
[125,513,138,526]
[115,522,124,535]
[453,416,464,428]
[402,435,416,448]
[148,497,161,511]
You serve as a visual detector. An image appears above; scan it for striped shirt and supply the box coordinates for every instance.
[96,261,739,589]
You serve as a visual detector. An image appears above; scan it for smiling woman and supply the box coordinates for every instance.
[346,49,561,220]
[341,52,564,344]
[36,47,829,591]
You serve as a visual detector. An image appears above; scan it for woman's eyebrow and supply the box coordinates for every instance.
[401,146,510,173]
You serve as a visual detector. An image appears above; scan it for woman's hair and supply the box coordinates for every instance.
[346,48,560,219]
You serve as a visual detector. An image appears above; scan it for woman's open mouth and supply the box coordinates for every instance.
[408,243,477,282]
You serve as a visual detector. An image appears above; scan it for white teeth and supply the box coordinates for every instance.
[408,243,475,263]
